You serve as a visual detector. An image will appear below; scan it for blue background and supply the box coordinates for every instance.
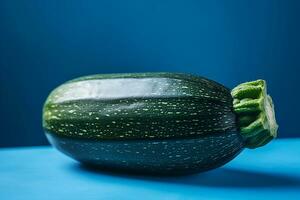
[0,0,299,147]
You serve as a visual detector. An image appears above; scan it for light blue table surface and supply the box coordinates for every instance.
[0,139,299,200]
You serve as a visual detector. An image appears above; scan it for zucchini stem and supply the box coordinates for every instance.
[231,80,278,149]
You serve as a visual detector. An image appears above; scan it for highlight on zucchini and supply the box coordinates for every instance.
[43,73,278,174]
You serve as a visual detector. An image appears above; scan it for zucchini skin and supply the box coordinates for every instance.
[43,73,245,174]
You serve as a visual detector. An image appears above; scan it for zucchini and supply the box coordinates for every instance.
[43,73,278,174]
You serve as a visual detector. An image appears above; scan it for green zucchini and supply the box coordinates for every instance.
[43,73,278,174]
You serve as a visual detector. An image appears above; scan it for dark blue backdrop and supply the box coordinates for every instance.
[0,0,299,147]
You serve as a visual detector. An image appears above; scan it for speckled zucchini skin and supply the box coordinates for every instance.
[43,73,245,174]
